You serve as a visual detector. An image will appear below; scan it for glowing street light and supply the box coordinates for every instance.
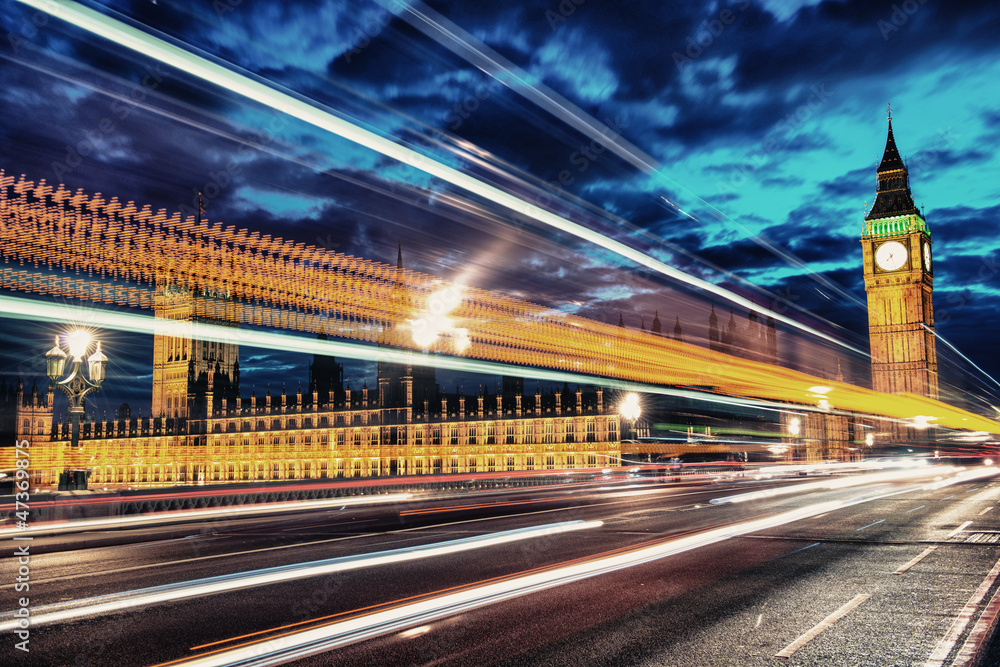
[788,417,801,437]
[46,330,109,452]
[619,392,641,442]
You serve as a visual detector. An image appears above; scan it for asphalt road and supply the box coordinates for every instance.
[5,465,1000,666]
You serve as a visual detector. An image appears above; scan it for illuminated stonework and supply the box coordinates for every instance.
[17,384,620,488]
[861,116,938,399]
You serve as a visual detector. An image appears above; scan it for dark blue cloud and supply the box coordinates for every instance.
[1,0,999,404]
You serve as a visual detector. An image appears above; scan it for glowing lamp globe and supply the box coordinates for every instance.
[67,330,91,360]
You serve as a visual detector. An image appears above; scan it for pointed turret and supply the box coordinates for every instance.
[865,113,920,221]
[651,310,662,335]
[708,305,720,351]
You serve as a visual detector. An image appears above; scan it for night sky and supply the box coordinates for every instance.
[1,0,998,417]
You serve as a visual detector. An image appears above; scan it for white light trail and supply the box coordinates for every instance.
[0,494,412,538]
[924,467,1000,491]
[0,520,601,632]
[0,294,817,417]
[710,466,954,505]
[382,0,871,316]
[14,0,862,356]
[158,483,916,667]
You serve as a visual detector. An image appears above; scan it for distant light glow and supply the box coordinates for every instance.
[789,417,801,436]
[619,392,641,421]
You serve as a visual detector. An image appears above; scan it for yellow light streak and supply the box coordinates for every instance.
[13,0,861,356]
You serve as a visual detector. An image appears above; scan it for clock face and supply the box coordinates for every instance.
[875,240,908,272]
[923,242,932,272]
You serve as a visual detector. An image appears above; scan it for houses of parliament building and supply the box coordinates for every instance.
[1,247,787,490]
[1,113,933,490]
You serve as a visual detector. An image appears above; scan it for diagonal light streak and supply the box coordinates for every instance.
[15,0,862,356]
[0,520,601,632]
[0,293,807,414]
[383,0,870,313]
[0,494,412,538]
[710,466,957,505]
[156,483,921,666]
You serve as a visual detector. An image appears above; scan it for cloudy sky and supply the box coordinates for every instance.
[1,0,998,415]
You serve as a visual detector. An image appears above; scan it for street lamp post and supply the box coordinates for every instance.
[45,330,108,451]
[619,392,641,460]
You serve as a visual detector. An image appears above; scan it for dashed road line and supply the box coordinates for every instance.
[857,519,885,531]
[776,594,871,659]
[894,546,937,575]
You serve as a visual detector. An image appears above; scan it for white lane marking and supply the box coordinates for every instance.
[775,594,871,659]
[946,521,973,540]
[978,507,993,516]
[857,519,885,532]
[894,546,937,575]
[925,556,1000,666]
[906,505,927,513]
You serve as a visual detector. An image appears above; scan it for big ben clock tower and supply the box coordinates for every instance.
[862,108,938,399]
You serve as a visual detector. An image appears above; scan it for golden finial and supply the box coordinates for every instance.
[886,101,892,121]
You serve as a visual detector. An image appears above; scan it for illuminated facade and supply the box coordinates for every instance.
[3,249,621,489]
[862,113,938,399]
[9,379,619,489]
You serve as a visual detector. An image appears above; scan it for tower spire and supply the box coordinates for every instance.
[865,111,919,221]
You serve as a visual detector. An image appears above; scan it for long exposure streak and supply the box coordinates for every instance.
[0,294,996,432]
[16,0,862,355]
[155,482,926,667]
[0,520,602,632]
